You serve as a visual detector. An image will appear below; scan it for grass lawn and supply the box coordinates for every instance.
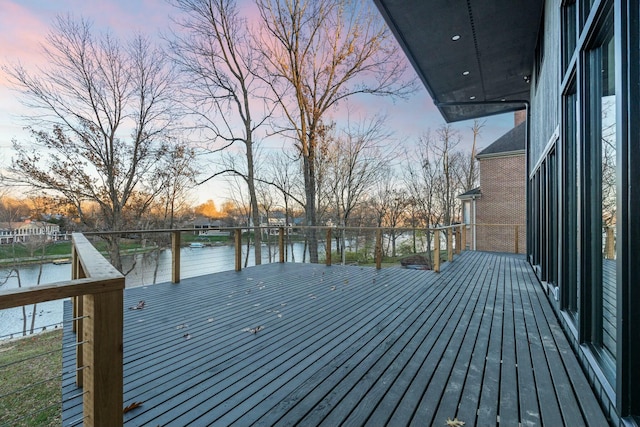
[0,330,63,426]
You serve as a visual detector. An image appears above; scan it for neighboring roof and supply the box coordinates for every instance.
[457,187,481,200]
[476,121,526,159]
[373,0,544,122]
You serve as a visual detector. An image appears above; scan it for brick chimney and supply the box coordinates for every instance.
[514,110,527,126]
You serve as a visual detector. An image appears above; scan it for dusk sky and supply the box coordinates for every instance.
[0,0,515,204]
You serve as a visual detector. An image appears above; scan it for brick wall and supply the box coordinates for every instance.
[475,153,527,253]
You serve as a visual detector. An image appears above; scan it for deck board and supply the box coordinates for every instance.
[61,251,610,427]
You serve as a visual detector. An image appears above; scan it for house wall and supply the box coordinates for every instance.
[529,0,560,171]
[475,154,526,253]
[526,0,640,423]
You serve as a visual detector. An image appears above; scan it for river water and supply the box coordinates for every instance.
[0,243,309,339]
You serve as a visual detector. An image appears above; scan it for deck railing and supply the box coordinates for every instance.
[0,224,525,425]
[463,223,525,254]
[81,224,526,285]
[0,233,124,427]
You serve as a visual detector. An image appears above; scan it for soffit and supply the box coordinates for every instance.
[374,0,544,122]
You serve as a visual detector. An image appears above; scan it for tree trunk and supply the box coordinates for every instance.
[107,235,123,272]
[246,140,262,265]
[303,152,319,263]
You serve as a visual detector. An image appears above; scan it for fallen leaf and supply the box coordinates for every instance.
[123,401,143,413]
[247,326,264,334]
[446,417,465,427]
[129,301,145,310]
[207,318,214,322]
[183,333,191,340]
[176,324,188,330]
[330,286,336,291]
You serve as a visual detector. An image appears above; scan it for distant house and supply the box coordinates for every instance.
[0,220,62,245]
[191,218,229,236]
[458,113,526,253]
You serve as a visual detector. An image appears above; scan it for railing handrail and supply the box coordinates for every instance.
[0,277,123,310]
[0,233,124,310]
[79,224,476,236]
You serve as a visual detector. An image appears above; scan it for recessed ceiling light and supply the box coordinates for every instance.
[469,96,476,100]
[452,35,461,41]
[462,71,470,76]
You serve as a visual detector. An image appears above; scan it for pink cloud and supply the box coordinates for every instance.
[0,1,49,72]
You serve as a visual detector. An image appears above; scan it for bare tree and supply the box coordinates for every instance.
[226,174,254,267]
[404,133,443,262]
[266,151,305,261]
[154,142,198,229]
[168,0,273,264]
[434,124,463,226]
[369,172,408,257]
[3,16,177,271]
[323,115,394,260]
[466,119,485,191]
[256,0,414,262]
[327,114,393,227]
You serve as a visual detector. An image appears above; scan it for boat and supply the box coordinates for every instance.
[53,258,72,265]
[189,242,205,248]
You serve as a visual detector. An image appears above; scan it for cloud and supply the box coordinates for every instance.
[0,1,49,70]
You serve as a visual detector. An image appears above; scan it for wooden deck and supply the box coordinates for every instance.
[61,251,609,426]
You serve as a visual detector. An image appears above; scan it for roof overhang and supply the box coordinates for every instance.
[457,187,482,200]
[373,0,544,122]
[476,149,526,160]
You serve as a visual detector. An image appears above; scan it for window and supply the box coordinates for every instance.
[563,80,580,321]
[562,1,577,73]
[585,8,616,378]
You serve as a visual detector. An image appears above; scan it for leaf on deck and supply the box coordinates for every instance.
[445,417,465,427]
[123,401,143,413]
[129,301,145,310]
[242,325,264,334]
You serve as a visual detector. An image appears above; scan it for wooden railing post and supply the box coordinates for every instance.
[83,284,124,427]
[605,226,615,259]
[461,225,467,252]
[515,225,520,254]
[455,226,461,254]
[326,228,332,266]
[433,229,440,273]
[171,231,180,284]
[447,228,454,262]
[279,227,285,263]
[72,244,84,387]
[235,229,242,272]
[375,229,382,270]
